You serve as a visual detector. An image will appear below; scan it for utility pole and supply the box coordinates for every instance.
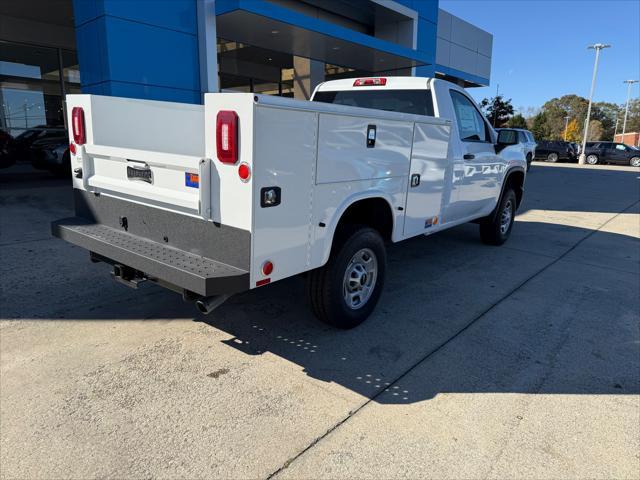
[563,116,570,141]
[621,79,639,144]
[579,43,611,165]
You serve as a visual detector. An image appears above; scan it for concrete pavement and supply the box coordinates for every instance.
[1,162,639,479]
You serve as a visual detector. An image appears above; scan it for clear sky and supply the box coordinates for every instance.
[439,0,640,113]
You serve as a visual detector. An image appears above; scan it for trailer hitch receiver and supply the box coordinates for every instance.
[111,264,147,289]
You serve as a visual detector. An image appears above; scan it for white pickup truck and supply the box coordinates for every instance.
[53,77,526,328]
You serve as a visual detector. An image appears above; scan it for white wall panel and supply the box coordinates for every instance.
[437,9,452,39]
[449,43,478,75]
[477,32,493,57]
[450,15,478,51]
[477,54,492,79]
[436,38,451,66]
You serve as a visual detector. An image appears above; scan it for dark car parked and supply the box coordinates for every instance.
[0,129,16,168]
[534,140,577,163]
[30,135,71,176]
[9,125,67,162]
[584,142,640,167]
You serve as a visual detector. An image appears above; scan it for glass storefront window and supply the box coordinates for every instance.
[0,40,79,139]
[61,49,81,94]
[217,37,296,97]
[325,63,370,81]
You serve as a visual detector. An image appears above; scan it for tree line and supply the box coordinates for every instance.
[479,94,640,142]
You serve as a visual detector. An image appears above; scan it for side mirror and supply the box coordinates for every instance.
[497,129,518,145]
[495,129,518,153]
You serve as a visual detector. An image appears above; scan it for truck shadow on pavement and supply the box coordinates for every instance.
[201,215,639,403]
[1,165,639,404]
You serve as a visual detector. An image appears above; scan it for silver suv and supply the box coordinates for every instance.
[497,128,536,172]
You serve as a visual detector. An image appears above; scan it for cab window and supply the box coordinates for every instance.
[450,90,489,142]
[312,89,434,116]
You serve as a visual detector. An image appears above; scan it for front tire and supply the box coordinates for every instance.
[630,157,640,167]
[306,226,386,329]
[526,153,532,171]
[546,152,559,163]
[586,154,599,165]
[479,188,516,246]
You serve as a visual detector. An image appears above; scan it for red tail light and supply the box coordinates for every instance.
[216,110,238,164]
[71,107,86,145]
[353,77,387,86]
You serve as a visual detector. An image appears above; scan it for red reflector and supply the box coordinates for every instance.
[238,162,251,182]
[71,107,86,145]
[353,77,387,87]
[262,261,273,276]
[216,110,238,164]
[69,143,76,155]
[256,278,271,287]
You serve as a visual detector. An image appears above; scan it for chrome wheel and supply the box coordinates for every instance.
[547,152,558,162]
[343,248,378,310]
[586,154,598,165]
[500,199,513,235]
[630,157,640,167]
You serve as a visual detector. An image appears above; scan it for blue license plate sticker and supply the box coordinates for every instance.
[185,172,199,188]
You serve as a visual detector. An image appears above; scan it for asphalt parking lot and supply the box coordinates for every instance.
[1,162,639,479]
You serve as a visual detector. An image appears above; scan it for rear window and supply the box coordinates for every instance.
[312,89,434,117]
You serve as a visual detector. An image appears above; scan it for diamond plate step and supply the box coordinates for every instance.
[52,217,249,296]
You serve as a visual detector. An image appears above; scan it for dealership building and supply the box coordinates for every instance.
[0,0,492,136]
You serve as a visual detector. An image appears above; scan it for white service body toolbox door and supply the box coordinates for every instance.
[402,122,452,237]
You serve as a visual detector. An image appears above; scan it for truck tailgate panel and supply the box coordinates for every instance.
[52,218,249,296]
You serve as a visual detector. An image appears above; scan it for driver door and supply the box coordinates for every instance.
[449,90,501,219]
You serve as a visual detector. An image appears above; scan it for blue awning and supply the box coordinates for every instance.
[215,0,429,72]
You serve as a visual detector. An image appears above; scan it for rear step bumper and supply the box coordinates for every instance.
[52,217,249,296]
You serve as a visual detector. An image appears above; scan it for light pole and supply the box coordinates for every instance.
[621,79,639,143]
[563,115,570,141]
[492,83,500,127]
[579,43,611,165]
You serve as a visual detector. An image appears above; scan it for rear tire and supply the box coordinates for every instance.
[526,153,532,171]
[630,157,640,167]
[306,226,386,329]
[586,154,599,165]
[479,188,516,246]
[546,152,559,163]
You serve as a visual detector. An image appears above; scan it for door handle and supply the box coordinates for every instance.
[463,154,475,160]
